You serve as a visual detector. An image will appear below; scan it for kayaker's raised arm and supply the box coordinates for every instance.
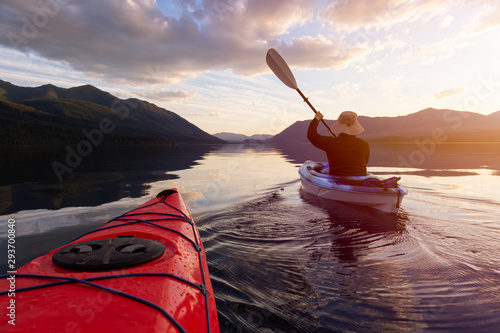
[307,112,330,150]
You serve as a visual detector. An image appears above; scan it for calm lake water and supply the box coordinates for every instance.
[1,142,500,332]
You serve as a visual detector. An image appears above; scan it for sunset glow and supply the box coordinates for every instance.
[1,0,499,135]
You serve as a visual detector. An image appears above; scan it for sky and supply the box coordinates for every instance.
[1,0,499,135]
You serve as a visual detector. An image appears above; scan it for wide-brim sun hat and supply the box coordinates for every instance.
[331,111,365,135]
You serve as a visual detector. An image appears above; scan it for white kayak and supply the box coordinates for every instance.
[299,161,408,213]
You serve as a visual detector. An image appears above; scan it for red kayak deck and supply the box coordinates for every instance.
[1,189,219,332]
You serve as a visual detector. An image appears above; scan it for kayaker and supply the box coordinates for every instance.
[307,111,369,176]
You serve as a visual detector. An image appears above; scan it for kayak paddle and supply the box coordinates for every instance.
[266,48,337,138]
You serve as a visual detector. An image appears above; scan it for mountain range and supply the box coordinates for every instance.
[0,79,223,145]
[269,108,500,143]
[1,79,499,146]
[212,132,273,143]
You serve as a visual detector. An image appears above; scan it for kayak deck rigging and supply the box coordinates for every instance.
[0,189,219,333]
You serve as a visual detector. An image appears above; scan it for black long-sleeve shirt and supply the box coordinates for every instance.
[307,118,370,176]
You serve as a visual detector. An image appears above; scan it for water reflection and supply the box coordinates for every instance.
[206,186,423,332]
[301,187,408,265]
[300,188,407,232]
[298,190,434,332]
[0,145,218,214]
[1,143,499,331]
[3,141,498,215]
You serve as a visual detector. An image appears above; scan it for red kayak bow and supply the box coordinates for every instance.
[1,189,219,332]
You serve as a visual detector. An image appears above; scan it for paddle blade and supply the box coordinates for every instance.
[266,48,298,89]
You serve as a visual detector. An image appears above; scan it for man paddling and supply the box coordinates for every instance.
[307,111,370,176]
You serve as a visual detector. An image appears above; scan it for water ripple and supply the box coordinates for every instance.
[197,182,500,332]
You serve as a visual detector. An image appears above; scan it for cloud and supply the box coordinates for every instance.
[133,89,198,102]
[2,0,496,91]
[321,0,456,32]
[333,82,360,100]
[0,0,381,86]
[322,0,407,31]
[417,38,467,65]
[188,111,223,118]
[441,15,454,28]
[365,60,383,71]
[0,0,327,84]
[468,2,500,34]
[270,35,369,70]
[434,88,465,100]
[380,75,403,95]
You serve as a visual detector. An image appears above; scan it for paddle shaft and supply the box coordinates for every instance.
[296,88,337,138]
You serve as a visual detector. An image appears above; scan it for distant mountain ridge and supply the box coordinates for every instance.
[270,108,500,143]
[0,79,224,145]
[213,132,273,143]
[2,79,499,146]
